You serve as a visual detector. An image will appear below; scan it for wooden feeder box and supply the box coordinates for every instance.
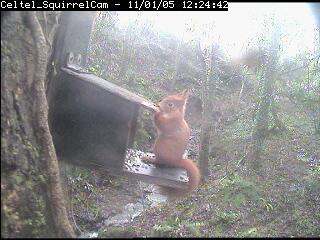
[48,12,188,189]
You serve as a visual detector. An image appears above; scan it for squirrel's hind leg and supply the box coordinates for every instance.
[141,154,171,168]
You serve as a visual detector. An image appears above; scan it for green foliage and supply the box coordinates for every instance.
[259,197,274,212]
[98,226,137,238]
[292,209,320,236]
[150,216,203,237]
[225,115,253,141]
[304,165,320,205]
[218,174,261,207]
[88,64,104,76]
[134,111,154,150]
[151,217,176,237]
[279,47,320,135]
[184,222,203,236]
[308,164,320,177]
[23,200,46,235]
[68,167,104,222]
[214,211,240,225]
[206,210,240,237]
[239,227,259,237]
[134,126,151,150]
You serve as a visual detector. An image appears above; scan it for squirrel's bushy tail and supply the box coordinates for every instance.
[158,159,201,199]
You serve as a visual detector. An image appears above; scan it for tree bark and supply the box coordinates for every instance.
[1,12,75,238]
[198,43,218,178]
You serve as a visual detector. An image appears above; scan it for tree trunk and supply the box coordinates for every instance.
[1,12,75,238]
[251,24,281,171]
[199,119,212,177]
[198,44,218,178]
[251,66,273,169]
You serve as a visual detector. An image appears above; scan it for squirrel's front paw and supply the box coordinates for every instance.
[141,154,156,163]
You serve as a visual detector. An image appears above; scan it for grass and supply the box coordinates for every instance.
[218,174,261,207]
[150,217,203,237]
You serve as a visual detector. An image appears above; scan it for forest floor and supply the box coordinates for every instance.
[69,118,319,238]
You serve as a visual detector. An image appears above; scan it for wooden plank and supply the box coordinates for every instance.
[61,67,158,112]
[123,170,188,190]
[65,149,189,189]
[123,149,189,190]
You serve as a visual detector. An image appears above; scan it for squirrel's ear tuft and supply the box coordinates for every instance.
[181,89,191,99]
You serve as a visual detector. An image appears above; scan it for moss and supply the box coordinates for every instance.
[213,223,225,236]
[23,194,47,236]
[292,209,320,236]
[296,218,319,236]
[1,163,49,237]
[22,137,40,159]
[184,222,202,237]
[216,211,240,225]
[1,189,22,236]
[239,227,260,237]
[206,210,241,237]
[218,174,261,207]
[151,224,176,237]
[150,216,203,237]
[98,226,138,238]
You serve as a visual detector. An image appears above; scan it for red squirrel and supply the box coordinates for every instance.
[144,89,201,196]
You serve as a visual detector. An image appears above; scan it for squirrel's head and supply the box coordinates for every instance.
[157,89,191,115]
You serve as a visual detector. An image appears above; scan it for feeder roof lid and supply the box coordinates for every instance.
[62,67,157,111]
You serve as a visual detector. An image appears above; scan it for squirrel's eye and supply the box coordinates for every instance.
[167,102,174,108]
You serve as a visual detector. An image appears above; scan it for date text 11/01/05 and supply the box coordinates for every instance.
[128,1,228,11]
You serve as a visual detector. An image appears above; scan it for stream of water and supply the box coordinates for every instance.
[79,184,168,238]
